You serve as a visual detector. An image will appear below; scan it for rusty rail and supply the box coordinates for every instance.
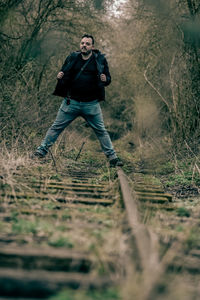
[117,167,166,300]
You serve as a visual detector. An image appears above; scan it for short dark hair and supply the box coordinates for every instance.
[81,34,95,45]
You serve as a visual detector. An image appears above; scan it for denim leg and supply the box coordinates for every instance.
[38,99,79,152]
[82,101,117,159]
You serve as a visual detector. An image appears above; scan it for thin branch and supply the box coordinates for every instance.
[75,142,86,161]
[169,52,178,115]
[49,148,58,173]
[0,31,22,40]
[194,163,200,176]
[144,65,171,112]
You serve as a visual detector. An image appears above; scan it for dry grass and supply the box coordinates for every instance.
[0,142,32,200]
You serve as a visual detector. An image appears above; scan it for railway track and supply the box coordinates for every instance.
[0,156,200,299]
[0,159,123,299]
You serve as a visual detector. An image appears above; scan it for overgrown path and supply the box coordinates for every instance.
[0,154,200,299]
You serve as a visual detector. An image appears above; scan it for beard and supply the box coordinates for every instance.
[81,48,92,56]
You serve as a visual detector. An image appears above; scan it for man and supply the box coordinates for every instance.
[34,34,123,167]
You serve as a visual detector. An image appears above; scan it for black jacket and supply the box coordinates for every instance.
[53,50,111,101]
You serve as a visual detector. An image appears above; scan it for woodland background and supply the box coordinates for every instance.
[1,3,200,299]
[0,0,200,155]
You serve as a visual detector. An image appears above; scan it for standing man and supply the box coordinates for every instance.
[34,34,123,167]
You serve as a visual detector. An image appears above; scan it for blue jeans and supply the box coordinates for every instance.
[37,99,117,160]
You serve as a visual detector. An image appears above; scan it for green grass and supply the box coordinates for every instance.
[48,236,74,248]
[165,173,193,186]
[61,213,72,221]
[50,174,62,181]
[42,202,58,210]
[157,157,200,188]
[176,207,191,217]
[12,218,55,235]
[185,226,200,251]
[175,225,184,232]
[48,288,121,300]
[155,162,174,175]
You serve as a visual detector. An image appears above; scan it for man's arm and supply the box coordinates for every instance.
[101,57,111,86]
[57,54,73,79]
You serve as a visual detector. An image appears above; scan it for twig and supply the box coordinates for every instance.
[75,141,86,161]
[49,149,58,173]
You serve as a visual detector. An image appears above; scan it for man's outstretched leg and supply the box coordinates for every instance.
[82,101,123,167]
[34,99,79,157]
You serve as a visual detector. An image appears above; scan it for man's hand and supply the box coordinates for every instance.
[57,71,64,79]
[100,74,107,82]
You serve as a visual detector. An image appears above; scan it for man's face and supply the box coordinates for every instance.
[80,37,94,55]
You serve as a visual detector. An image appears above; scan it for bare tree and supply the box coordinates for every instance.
[0,0,112,143]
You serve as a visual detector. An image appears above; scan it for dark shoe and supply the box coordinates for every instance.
[109,158,123,167]
[32,149,47,159]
